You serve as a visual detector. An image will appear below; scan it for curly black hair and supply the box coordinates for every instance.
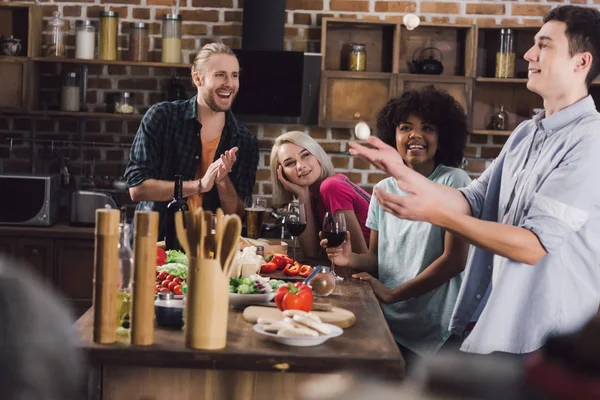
[544,5,600,87]
[375,85,468,168]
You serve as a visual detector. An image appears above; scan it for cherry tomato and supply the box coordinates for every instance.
[157,271,168,281]
[166,274,176,282]
[173,285,183,295]
[168,281,178,291]
[161,279,172,288]
[159,287,170,293]
[173,277,182,285]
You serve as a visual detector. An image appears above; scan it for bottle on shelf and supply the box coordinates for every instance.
[488,105,509,131]
[75,20,96,60]
[116,207,134,338]
[99,11,119,61]
[46,11,65,57]
[166,75,188,101]
[162,14,182,63]
[165,175,189,251]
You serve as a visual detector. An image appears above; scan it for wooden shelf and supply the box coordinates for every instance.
[0,56,29,63]
[472,129,512,136]
[31,57,189,69]
[476,77,527,83]
[28,110,144,120]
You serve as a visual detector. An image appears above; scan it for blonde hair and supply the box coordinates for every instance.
[191,42,236,81]
[270,131,336,206]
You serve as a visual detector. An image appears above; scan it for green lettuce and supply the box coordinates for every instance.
[166,250,188,265]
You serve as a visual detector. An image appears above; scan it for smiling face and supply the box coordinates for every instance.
[395,114,439,176]
[277,142,322,187]
[193,53,239,112]
[524,20,587,100]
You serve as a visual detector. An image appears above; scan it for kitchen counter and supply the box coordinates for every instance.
[75,268,405,400]
[0,222,94,240]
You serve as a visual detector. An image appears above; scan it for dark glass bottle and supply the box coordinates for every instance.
[165,175,188,251]
[166,76,187,101]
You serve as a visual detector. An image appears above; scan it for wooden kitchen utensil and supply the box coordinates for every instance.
[131,210,159,346]
[203,210,213,259]
[184,207,229,350]
[220,215,242,276]
[92,208,120,344]
[242,305,356,329]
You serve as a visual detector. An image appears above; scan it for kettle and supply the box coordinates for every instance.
[409,47,444,75]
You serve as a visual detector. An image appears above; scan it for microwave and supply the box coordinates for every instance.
[0,174,60,226]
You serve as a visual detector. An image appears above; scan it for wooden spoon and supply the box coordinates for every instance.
[183,210,197,258]
[220,215,242,276]
[174,211,191,255]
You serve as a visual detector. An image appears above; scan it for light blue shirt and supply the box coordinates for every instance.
[452,95,600,354]
[367,165,471,356]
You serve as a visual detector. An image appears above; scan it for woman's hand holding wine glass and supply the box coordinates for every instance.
[321,211,347,281]
[320,231,352,267]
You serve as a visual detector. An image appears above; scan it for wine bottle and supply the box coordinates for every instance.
[165,175,188,251]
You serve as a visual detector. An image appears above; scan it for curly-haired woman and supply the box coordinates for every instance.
[322,85,472,366]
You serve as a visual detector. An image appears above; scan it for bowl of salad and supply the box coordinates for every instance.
[229,275,286,309]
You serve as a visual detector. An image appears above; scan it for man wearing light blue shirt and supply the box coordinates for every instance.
[348,4,600,355]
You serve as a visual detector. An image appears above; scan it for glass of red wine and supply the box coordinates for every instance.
[322,211,347,281]
[285,203,307,262]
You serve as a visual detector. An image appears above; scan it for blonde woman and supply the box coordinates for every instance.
[270,131,371,258]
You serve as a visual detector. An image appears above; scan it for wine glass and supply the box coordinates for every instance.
[322,211,347,282]
[285,203,307,263]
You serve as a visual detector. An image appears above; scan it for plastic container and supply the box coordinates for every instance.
[162,14,182,63]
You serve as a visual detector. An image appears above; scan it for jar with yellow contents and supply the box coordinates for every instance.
[348,43,366,72]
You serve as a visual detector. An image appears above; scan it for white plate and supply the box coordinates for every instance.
[253,323,343,347]
[229,292,275,308]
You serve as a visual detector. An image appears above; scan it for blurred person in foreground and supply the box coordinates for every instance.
[0,256,84,400]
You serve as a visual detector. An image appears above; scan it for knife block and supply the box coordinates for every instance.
[184,257,229,350]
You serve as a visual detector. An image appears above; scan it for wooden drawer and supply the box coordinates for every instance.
[319,71,396,129]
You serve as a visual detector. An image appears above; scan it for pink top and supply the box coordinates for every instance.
[311,173,371,246]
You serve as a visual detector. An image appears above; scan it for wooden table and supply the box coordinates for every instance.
[75,268,404,400]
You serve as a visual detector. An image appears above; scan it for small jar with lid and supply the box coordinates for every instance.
[129,22,149,62]
[99,11,119,61]
[348,43,366,72]
[46,11,65,57]
[115,92,135,114]
[61,72,80,112]
[75,20,96,60]
[162,14,182,63]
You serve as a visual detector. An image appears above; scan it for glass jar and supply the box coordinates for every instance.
[162,14,182,63]
[99,11,119,61]
[129,22,149,62]
[348,43,366,72]
[75,20,96,60]
[488,105,508,131]
[116,208,133,335]
[495,28,515,78]
[308,266,336,297]
[115,92,135,114]
[46,11,65,57]
[61,72,80,112]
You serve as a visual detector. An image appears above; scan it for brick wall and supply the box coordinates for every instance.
[0,0,594,203]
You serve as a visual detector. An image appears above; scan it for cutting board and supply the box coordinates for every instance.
[243,306,356,328]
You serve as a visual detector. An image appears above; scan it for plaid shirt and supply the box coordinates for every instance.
[125,95,259,239]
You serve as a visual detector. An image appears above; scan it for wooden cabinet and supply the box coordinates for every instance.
[54,239,95,315]
[319,71,396,128]
[15,238,54,281]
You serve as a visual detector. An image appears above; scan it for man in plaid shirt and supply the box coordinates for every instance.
[125,42,259,239]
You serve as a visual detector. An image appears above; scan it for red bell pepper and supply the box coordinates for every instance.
[156,248,167,266]
[298,265,312,278]
[274,282,314,312]
[260,262,278,274]
[272,254,293,270]
[283,263,300,276]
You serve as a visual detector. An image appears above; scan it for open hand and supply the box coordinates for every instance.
[374,186,437,223]
[198,159,221,193]
[319,231,352,267]
[348,136,408,179]
[216,147,238,183]
[277,165,309,199]
[352,272,393,304]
